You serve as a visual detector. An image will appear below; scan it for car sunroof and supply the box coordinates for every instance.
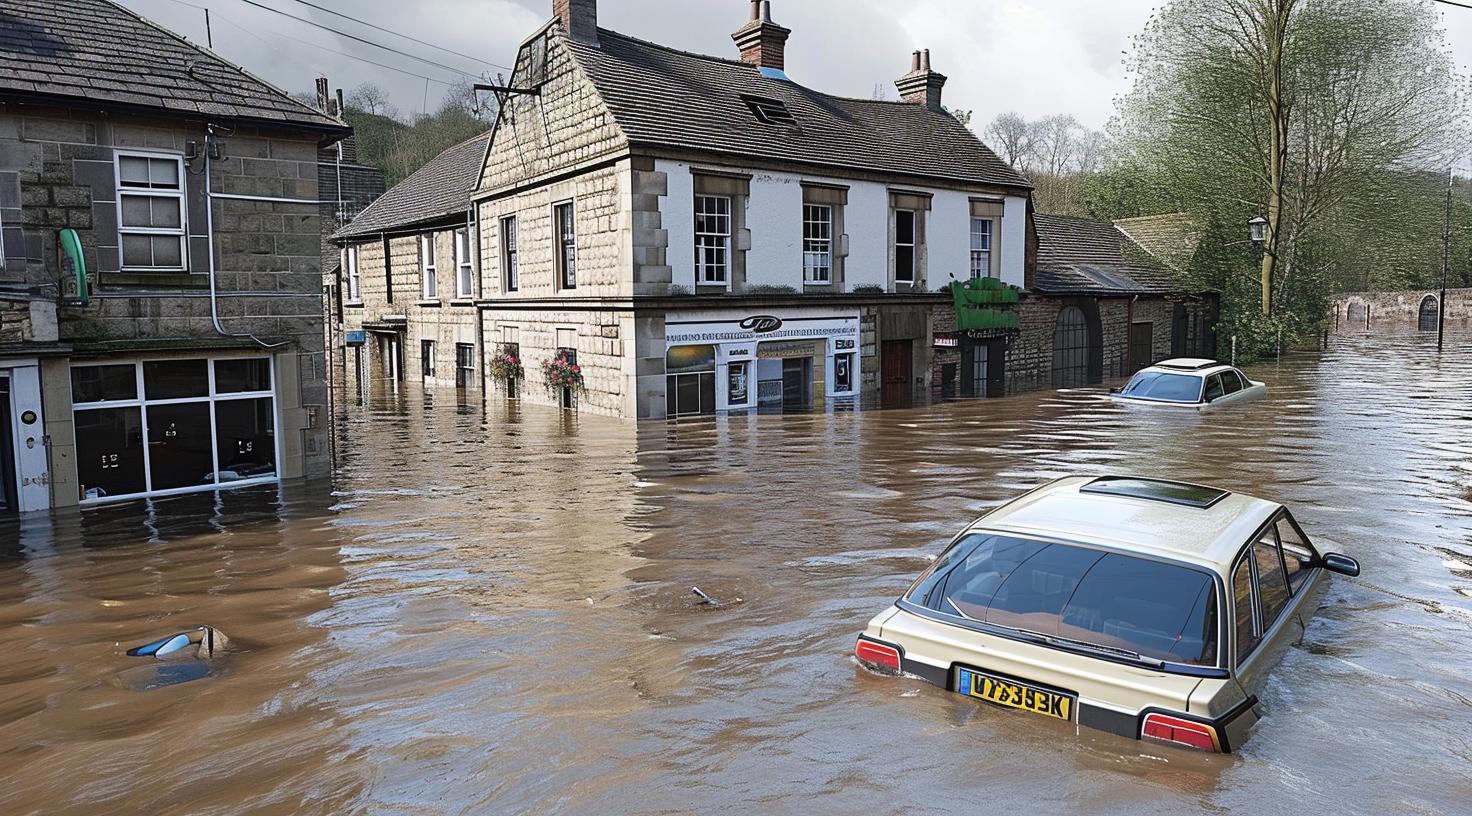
[1079,477,1229,508]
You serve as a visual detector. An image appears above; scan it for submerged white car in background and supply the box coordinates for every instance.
[1111,359,1266,409]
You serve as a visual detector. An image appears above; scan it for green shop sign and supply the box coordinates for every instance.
[952,277,1019,332]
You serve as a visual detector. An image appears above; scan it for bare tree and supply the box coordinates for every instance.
[347,82,398,119]
[983,112,1034,169]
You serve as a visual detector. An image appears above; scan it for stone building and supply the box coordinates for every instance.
[330,132,489,394]
[0,0,349,512]
[930,214,1217,399]
[469,0,1033,418]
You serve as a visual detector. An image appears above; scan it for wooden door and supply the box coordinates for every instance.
[881,339,913,408]
[1128,322,1153,374]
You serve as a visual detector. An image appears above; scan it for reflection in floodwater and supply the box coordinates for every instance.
[1,334,1470,815]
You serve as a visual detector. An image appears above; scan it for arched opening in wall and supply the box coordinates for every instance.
[1052,306,1090,388]
[1347,301,1366,326]
[1418,295,1439,332]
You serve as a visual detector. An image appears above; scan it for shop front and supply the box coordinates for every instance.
[664,308,861,417]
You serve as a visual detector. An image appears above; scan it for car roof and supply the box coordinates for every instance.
[1154,358,1220,371]
[972,476,1281,572]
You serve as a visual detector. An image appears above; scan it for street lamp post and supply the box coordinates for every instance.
[1248,216,1270,315]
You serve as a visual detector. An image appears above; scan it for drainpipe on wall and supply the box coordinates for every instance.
[203,125,290,350]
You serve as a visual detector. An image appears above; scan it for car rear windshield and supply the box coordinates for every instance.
[1120,371,1203,403]
[909,534,1219,666]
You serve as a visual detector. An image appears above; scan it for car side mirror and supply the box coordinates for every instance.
[1321,553,1360,577]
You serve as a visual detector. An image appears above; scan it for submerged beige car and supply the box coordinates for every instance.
[855,476,1360,753]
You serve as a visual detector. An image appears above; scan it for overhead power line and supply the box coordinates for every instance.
[234,0,484,79]
[283,0,511,71]
[1431,0,1472,10]
[222,11,459,86]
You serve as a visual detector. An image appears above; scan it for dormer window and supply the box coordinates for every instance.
[740,95,798,127]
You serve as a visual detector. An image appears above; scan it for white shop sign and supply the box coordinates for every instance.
[665,309,861,413]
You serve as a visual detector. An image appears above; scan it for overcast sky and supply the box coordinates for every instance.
[119,0,1472,133]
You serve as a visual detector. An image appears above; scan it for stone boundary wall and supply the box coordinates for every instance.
[1330,289,1472,334]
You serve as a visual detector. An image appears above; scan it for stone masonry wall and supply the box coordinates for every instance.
[482,306,634,417]
[1330,288,1472,334]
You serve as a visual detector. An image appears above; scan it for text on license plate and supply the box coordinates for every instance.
[957,668,1075,721]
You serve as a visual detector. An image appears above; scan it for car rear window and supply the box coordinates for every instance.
[918,534,1219,666]
[1120,371,1202,403]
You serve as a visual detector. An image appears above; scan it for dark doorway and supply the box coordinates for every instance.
[940,363,958,399]
[1052,306,1090,387]
[1128,322,1154,373]
[0,376,14,513]
[960,340,1006,397]
[1172,303,1189,357]
[781,357,811,410]
[1419,296,1439,332]
[881,339,913,408]
[375,333,404,381]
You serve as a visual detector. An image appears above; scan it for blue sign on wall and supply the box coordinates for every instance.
[345,331,366,347]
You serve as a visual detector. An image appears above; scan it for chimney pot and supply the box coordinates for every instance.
[732,1,792,76]
[553,0,599,45]
[895,49,947,111]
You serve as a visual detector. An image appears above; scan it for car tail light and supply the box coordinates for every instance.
[1141,712,1221,752]
[854,639,901,673]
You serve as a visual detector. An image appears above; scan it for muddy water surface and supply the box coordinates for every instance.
[2,335,1470,815]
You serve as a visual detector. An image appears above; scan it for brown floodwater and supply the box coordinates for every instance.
[2,333,1470,816]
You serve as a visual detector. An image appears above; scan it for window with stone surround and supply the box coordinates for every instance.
[345,245,361,303]
[116,152,186,272]
[501,215,519,292]
[695,194,732,286]
[420,234,438,300]
[555,202,577,290]
[969,199,1003,279]
[890,191,931,288]
[455,343,475,388]
[455,228,474,299]
[803,205,832,285]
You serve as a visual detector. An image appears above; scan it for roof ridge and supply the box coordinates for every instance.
[596,27,753,69]
[96,0,342,129]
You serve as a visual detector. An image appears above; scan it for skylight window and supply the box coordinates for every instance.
[740,95,798,127]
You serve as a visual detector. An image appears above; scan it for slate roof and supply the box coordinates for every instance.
[0,0,343,131]
[334,132,491,240]
[1034,213,1189,296]
[565,29,1031,190]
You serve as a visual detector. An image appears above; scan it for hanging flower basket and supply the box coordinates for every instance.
[488,352,524,383]
[542,352,584,393]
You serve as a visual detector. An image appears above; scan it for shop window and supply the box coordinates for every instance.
[71,358,277,503]
[726,359,751,407]
[1052,306,1090,388]
[666,344,717,417]
[422,340,437,378]
[71,364,137,403]
[455,343,475,389]
[116,152,185,271]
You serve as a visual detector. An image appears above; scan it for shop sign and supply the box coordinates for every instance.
[934,336,960,348]
[834,338,856,351]
[344,331,366,347]
[739,315,784,334]
[757,341,818,359]
[666,310,859,345]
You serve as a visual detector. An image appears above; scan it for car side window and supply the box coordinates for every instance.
[1204,374,1225,401]
[1253,530,1292,629]
[1232,555,1259,665]
[904,533,985,609]
[1276,513,1317,592]
[1222,371,1242,395]
[1233,370,1251,391]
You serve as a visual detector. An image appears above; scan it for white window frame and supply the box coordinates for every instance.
[803,204,833,285]
[502,215,519,292]
[421,339,436,378]
[694,194,732,286]
[554,202,577,290]
[970,217,993,279]
[895,209,917,284]
[69,356,281,505]
[455,343,476,388]
[115,150,187,273]
[454,228,474,300]
[345,245,361,303]
[420,233,438,300]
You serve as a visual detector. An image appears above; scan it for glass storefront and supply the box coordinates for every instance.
[666,345,717,417]
[71,357,278,503]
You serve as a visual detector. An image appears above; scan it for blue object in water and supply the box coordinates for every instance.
[127,632,192,658]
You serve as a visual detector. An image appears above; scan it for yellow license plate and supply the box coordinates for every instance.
[957,668,1075,722]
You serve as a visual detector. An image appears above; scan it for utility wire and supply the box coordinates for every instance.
[234,0,482,78]
[1431,0,1472,10]
[283,0,511,71]
[221,11,460,86]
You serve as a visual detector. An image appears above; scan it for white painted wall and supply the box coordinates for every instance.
[655,159,1026,293]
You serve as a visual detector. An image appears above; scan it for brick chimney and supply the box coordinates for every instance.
[554,0,598,45]
[895,49,947,111]
[733,1,792,77]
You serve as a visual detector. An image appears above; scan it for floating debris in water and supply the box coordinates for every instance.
[691,586,719,606]
[119,627,231,690]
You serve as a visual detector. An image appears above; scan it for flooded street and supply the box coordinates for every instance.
[2,333,1470,816]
